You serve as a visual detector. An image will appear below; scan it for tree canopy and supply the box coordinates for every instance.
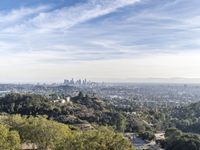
[0,124,20,150]
[1,115,135,150]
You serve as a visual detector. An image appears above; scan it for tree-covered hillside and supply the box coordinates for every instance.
[0,115,135,150]
[0,93,152,133]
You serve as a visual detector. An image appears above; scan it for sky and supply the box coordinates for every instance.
[1,0,200,83]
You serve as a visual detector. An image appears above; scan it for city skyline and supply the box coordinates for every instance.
[1,0,200,82]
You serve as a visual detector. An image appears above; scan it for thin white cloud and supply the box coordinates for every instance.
[0,5,50,24]
[32,0,140,31]
[2,0,140,33]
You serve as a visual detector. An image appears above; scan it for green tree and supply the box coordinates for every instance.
[139,131,155,141]
[165,128,182,138]
[4,115,72,150]
[0,124,20,150]
[58,126,135,150]
[78,92,84,99]
[166,134,200,150]
[115,112,127,132]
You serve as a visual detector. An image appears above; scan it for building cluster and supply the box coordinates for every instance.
[81,83,200,109]
[64,78,95,86]
[52,96,71,104]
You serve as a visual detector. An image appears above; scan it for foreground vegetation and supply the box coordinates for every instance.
[2,93,200,149]
[0,115,135,150]
[160,128,200,150]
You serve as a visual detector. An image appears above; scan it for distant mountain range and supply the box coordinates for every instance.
[98,78,200,84]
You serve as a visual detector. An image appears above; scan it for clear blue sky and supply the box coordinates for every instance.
[0,0,200,83]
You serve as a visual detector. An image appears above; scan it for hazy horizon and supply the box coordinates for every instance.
[2,77,200,84]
